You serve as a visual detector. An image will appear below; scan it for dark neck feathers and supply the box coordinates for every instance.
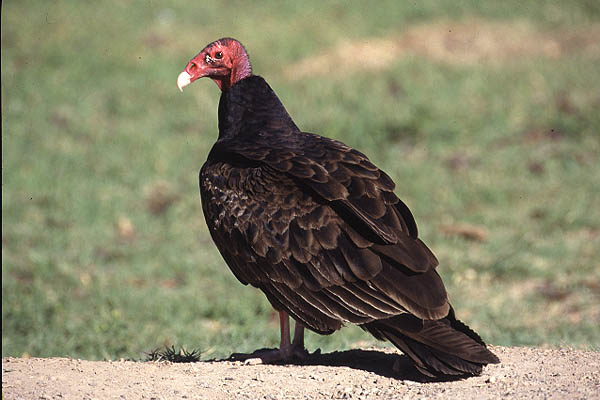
[217,76,298,140]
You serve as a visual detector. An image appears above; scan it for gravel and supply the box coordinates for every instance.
[3,346,599,399]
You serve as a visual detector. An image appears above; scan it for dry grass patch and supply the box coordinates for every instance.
[285,20,600,79]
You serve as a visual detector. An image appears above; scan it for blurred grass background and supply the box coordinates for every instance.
[2,1,599,360]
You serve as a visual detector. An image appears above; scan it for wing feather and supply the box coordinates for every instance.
[200,148,449,331]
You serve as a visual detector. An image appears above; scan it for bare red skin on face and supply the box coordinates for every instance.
[183,38,252,91]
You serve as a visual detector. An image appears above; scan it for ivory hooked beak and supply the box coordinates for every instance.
[177,71,192,92]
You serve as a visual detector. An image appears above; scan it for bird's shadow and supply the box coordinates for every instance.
[207,348,466,382]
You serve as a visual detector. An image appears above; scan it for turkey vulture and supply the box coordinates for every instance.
[177,38,499,377]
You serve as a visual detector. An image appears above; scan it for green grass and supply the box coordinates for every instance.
[2,1,599,360]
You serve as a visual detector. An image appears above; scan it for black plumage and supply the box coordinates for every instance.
[179,38,499,377]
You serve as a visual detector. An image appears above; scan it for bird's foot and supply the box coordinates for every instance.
[239,344,320,363]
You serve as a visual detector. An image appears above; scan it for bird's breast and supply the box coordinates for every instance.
[199,160,330,262]
[200,161,306,230]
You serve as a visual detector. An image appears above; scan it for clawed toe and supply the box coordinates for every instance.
[248,345,315,363]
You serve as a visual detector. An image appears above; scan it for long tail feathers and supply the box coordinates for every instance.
[364,311,499,377]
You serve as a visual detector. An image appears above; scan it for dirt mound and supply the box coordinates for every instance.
[3,346,599,399]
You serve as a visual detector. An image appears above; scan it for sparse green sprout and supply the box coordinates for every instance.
[146,346,202,363]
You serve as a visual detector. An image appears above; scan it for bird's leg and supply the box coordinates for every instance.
[292,321,304,348]
[279,311,291,353]
[278,311,310,359]
[290,321,312,358]
[251,311,312,362]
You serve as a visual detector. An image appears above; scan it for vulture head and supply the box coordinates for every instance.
[177,37,252,92]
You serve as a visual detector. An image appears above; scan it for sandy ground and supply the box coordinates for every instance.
[3,346,599,399]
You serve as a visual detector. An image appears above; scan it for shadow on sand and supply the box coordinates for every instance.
[208,348,467,382]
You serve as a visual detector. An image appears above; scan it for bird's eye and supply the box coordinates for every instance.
[214,51,223,59]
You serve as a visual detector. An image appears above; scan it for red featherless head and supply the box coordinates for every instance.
[177,37,252,92]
